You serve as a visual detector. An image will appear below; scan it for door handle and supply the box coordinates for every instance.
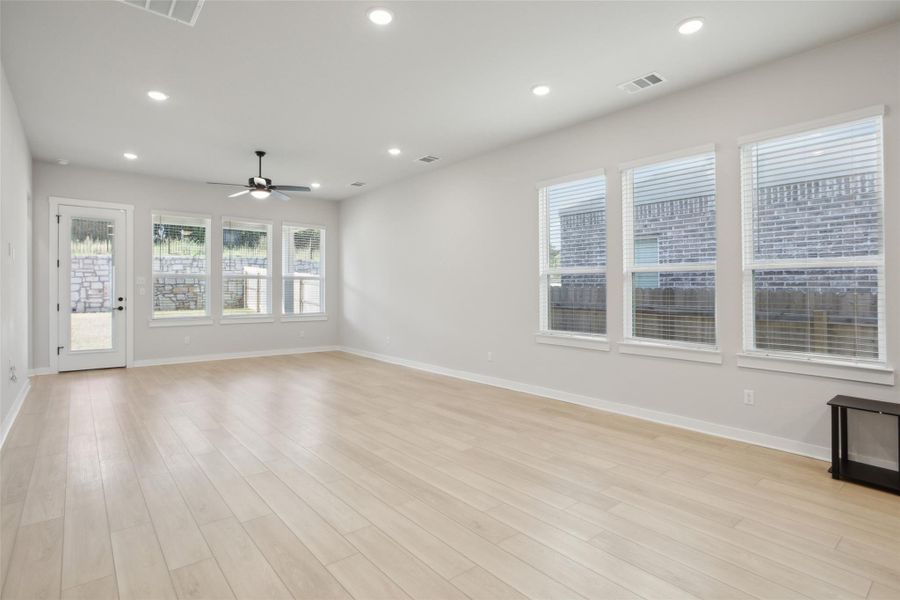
[116,306,125,311]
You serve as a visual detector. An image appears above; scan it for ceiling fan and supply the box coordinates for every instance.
[207,150,311,201]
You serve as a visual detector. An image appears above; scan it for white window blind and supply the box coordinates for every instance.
[222,218,272,317]
[151,212,211,319]
[623,150,717,346]
[282,224,325,317]
[538,172,606,336]
[741,115,885,362]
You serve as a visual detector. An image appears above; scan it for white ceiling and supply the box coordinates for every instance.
[3,1,899,200]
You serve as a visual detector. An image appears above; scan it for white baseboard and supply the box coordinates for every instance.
[339,346,834,463]
[28,367,55,376]
[133,345,340,368]
[846,452,898,471]
[1,378,32,449]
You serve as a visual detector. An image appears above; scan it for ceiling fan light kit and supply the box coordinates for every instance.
[207,150,311,201]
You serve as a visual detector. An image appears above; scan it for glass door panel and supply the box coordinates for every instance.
[69,217,115,351]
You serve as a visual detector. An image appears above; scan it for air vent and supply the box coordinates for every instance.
[618,72,666,94]
[417,155,440,163]
[350,181,367,187]
[119,0,205,26]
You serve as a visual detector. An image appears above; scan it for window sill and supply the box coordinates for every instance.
[281,314,328,322]
[736,352,894,385]
[148,317,214,328]
[535,332,609,351]
[620,339,722,364]
[220,316,274,325]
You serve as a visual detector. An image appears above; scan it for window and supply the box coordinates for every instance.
[151,212,211,320]
[282,224,325,317]
[538,172,607,337]
[222,218,272,318]
[623,149,717,346]
[741,114,885,363]
[634,237,660,288]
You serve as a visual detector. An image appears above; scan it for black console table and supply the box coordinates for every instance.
[827,395,900,495]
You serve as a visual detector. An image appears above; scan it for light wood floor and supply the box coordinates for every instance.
[2,352,899,600]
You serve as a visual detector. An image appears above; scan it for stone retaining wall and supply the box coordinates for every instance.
[71,255,112,312]
[74,256,273,313]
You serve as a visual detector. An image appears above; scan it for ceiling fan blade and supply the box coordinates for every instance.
[271,190,291,202]
[270,185,311,192]
[228,189,251,198]
[207,182,247,187]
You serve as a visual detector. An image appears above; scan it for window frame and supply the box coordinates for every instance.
[220,216,274,321]
[281,222,327,321]
[621,144,719,351]
[150,210,212,325]
[739,108,887,368]
[536,168,608,348]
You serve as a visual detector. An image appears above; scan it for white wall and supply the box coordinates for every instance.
[32,162,340,368]
[340,24,900,463]
[1,65,33,436]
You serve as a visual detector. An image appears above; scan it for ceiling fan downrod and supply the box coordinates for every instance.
[256,150,265,178]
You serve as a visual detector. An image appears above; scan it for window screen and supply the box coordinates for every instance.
[151,213,210,319]
[741,115,884,362]
[623,150,717,346]
[222,218,272,317]
[282,225,325,316]
[538,173,607,336]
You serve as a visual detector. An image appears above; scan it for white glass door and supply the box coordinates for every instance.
[57,205,127,371]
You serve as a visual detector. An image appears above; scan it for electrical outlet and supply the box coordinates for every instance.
[743,389,755,406]
[184,336,191,345]
[487,351,493,362]
[299,330,305,338]
[386,336,391,345]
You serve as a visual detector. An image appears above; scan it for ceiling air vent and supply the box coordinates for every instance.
[417,155,440,163]
[350,181,367,187]
[618,72,666,94]
[119,0,205,26]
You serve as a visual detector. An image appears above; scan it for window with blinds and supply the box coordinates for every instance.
[741,114,885,362]
[151,212,211,319]
[538,172,607,337]
[282,224,325,317]
[222,218,272,317]
[623,149,717,346]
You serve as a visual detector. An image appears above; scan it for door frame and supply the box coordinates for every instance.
[48,196,134,373]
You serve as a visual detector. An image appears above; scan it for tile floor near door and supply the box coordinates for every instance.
[1,351,899,600]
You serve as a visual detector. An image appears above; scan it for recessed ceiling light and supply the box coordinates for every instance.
[56,159,69,166]
[123,152,138,160]
[311,182,321,189]
[531,84,551,97]
[367,8,393,25]
[147,90,169,101]
[677,17,704,35]
[388,147,402,156]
